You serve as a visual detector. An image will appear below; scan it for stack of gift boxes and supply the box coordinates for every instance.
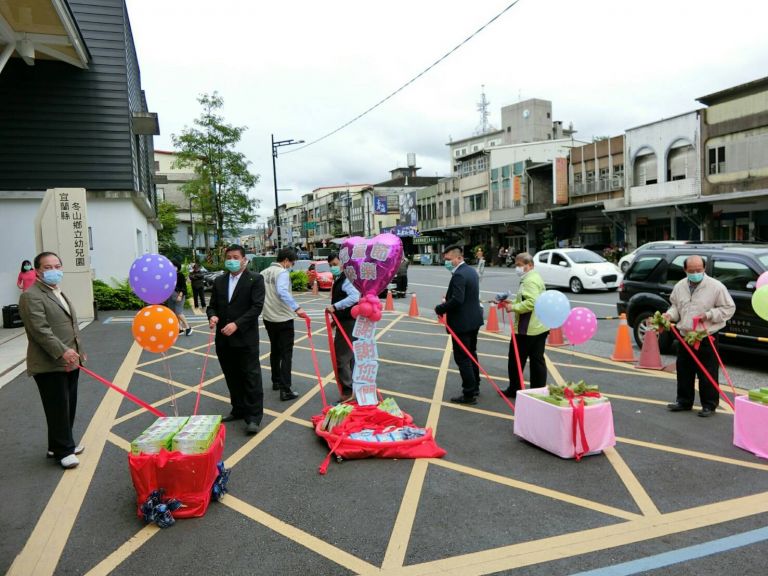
[131,415,222,455]
[748,387,768,404]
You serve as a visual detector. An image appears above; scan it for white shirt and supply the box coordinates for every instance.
[228,271,243,302]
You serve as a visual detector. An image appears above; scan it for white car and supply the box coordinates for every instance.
[617,240,689,273]
[534,248,622,293]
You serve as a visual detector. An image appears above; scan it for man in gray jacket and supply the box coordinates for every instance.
[663,255,735,417]
[18,252,85,469]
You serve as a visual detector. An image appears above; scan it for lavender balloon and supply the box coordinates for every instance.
[129,254,176,304]
[340,233,404,296]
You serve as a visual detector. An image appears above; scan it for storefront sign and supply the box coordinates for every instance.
[554,157,568,205]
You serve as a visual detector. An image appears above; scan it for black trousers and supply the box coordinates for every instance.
[507,331,549,393]
[216,343,264,424]
[192,285,206,308]
[334,319,356,396]
[676,335,720,410]
[34,369,79,459]
[452,328,480,397]
[264,319,295,392]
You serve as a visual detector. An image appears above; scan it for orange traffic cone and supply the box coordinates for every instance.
[610,313,636,362]
[384,290,395,311]
[547,327,567,347]
[408,293,419,317]
[485,305,500,333]
[636,328,663,370]
[311,279,318,295]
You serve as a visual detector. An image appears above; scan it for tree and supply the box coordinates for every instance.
[172,92,259,252]
[157,200,180,255]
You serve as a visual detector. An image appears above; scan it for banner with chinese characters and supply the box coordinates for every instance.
[352,317,379,405]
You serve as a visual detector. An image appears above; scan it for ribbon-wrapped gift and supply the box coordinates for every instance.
[513,385,615,460]
[733,395,768,459]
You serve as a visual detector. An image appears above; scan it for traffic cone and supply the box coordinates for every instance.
[311,279,318,295]
[485,305,500,333]
[384,290,394,311]
[547,327,567,347]
[408,293,419,317]
[610,313,636,362]
[636,328,663,370]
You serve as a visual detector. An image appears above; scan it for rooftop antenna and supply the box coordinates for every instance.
[475,85,494,135]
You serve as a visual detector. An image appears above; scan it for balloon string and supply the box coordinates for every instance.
[161,352,179,417]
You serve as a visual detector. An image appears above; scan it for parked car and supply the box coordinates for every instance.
[533,248,622,293]
[203,270,225,291]
[293,260,333,290]
[617,242,768,352]
[617,240,690,273]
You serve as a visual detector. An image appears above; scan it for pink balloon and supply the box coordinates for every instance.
[757,271,768,289]
[370,310,382,322]
[340,233,404,297]
[350,306,360,319]
[359,302,373,317]
[562,307,598,345]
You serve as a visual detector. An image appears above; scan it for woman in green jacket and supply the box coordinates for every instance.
[502,252,549,398]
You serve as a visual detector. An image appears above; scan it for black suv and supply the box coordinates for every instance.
[617,243,768,352]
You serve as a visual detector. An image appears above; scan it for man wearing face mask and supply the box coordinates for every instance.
[261,248,309,401]
[325,253,361,402]
[663,255,735,417]
[18,252,85,469]
[207,245,266,434]
[501,252,548,398]
[435,245,484,404]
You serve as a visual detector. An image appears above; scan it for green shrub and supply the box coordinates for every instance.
[290,271,308,292]
[93,279,145,311]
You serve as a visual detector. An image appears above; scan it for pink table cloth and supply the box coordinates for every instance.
[513,387,616,459]
[733,395,768,459]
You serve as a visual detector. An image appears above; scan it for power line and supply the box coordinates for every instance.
[285,0,523,154]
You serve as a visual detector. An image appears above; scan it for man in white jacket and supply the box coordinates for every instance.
[663,255,735,417]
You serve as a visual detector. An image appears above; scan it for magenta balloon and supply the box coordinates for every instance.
[339,233,404,296]
[562,307,598,345]
[757,271,768,289]
[128,254,176,304]
[370,309,382,322]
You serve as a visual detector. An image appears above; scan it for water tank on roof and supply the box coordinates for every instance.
[407,153,416,167]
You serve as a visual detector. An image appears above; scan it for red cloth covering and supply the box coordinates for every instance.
[311,403,446,473]
[128,425,226,518]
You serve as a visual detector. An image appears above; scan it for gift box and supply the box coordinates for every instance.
[129,424,226,518]
[513,387,615,459]
[171,415,222,454]
[733,395,768,459]
[130,416,188,455]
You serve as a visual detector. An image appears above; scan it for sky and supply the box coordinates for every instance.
[125,0,768,224]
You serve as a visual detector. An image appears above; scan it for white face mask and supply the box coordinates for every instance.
[515,266,525,276]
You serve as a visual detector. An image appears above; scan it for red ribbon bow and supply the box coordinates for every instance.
[563,388,602,461]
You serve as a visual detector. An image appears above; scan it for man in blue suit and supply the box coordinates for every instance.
[435,245,484,404]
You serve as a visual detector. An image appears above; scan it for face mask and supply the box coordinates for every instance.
[225,259,241,273]
[23,265,32,271]
[444,261,454,272]
[330,265,341,277]
[42,269,64,286]
[687,272,704,283]
[515,266,525,276]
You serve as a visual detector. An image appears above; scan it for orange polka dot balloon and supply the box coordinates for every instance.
[132,305,179,353]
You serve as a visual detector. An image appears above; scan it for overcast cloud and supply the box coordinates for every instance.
[125,0,768,223]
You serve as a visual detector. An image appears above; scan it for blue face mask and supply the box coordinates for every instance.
[42,269,64,286]
[23,264,32,271]
[225,259,241,273]
[687,272,704,283]
[330,265,341,277]
[444,261,454,272]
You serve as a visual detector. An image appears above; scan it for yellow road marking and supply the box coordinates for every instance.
[617,436,768,471]
[7,343,143,576]
[82,525,160,576]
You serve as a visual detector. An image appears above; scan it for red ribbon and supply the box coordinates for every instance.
[563,388,602,461]
[504,301,526,393]
[193,329,215,416]
[304,316,329,409]
[439,314,516,412]
[80,365,165,417]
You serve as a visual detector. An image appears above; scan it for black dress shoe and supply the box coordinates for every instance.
[698,407,716,417]
[449,394,477,405]
[667,403,692,412]
[244,421,260,435]
[272,383,280,391]
[222,414,242,423]
[280,390,299,401]
[502,388,518,399]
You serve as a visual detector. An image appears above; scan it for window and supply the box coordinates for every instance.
[712,260,758,291]
[476,156,488,172]
[491,168,499,181]
[502,165,510,178]
[438,202,443,219]
[547,112,551,119]
[463,192,487,212]
[551,252,569,267]
[156,187,165,201]
[626,256,662,281]
[708,146,726,175]
[538,252,549,264]
[664,255,707,286]
[445,200,451,217]
[453,198,460,215]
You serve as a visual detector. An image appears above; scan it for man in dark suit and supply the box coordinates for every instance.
[435,245,484,405]
[18,251,85,469]
[207,245,266,435]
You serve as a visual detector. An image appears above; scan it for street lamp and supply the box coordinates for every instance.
[271,134,304,250]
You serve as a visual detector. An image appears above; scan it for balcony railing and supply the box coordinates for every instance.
[570,177,623,196]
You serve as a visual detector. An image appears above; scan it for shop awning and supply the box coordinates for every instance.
[0,0,89,74]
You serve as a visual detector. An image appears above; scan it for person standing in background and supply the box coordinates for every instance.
[17,259,37,291]
[169,260,192,336]
[325,252,360,402]
[189,262,206,309]
[18,252,85,469]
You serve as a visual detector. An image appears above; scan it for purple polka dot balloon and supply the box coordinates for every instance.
[128,254,176,304]
[562,307,597,346]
